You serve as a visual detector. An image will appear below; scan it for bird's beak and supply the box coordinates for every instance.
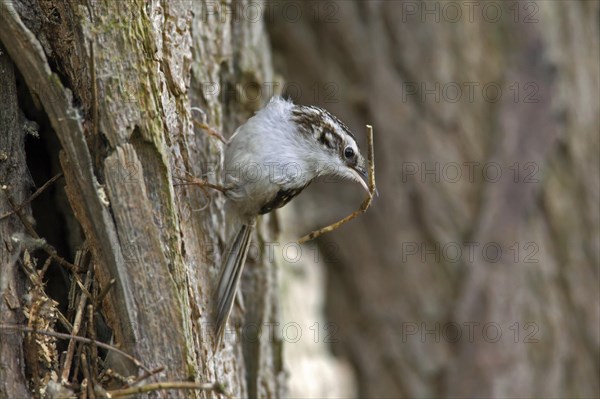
[349,165,371,195]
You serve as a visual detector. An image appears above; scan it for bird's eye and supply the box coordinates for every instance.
[344,146,355,159]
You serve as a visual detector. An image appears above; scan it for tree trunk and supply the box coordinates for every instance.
[0,0,283,397]
[0,41,33,399]
[268,1,599,398]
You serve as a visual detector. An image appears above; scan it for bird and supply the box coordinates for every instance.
[212,96,370,346]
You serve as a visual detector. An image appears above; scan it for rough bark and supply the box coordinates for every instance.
[0,0,283,397]
[0,41,32,399]
[268,1,599,398]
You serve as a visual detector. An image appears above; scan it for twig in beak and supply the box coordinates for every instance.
[298,125,377,243]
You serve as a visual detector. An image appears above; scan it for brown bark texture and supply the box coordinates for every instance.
[0,0,283,398]
[268,1,599,398]
[0,40,33,399]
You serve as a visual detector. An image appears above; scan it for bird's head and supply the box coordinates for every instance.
[290,104,370,194]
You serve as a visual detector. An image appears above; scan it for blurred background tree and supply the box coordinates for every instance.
[268,1,599,398]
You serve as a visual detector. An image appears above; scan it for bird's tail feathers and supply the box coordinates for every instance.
[214,223,253,348]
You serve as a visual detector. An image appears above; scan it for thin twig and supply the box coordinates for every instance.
[73,247,94,302]
[57,311,74,333]
[94,278,115,308]
[191,110,227,144]
[61,270,92,383]
[2,188,80,273]
[87,304,98,378]
[72,339,85,386]
[172,167,227,193]
[39,256,53,280]
[0,172,63,220]
[125,366,165,388]
[172,167,227,214]
[107,381,233,398]
[80,378,88,399]
[74,276,94,303]
[100,368,132,386]
[298,125,377,243]
[81,352,96,399]
[0,325,152,374]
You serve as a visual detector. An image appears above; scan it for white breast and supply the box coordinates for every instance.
[223,97,314,216]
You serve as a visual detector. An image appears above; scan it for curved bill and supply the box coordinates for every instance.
[349,165,371,195]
